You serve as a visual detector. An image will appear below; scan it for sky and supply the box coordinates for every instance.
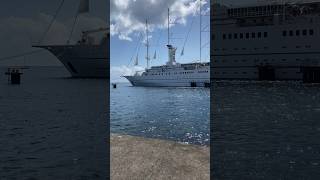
[0,0,285,79]
[110,0,210,82]
[0,0,108,66]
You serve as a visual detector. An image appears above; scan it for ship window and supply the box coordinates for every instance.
[251,32,255,38]
[296,30,300,36]
[246,33,250,39]
[223,34,226,40]
[289,30,293,36]
[309,29,314,36]
[234,33,238,39]
[303,29,307,36]
[240,33,244,39]
[258,32,262,38]
[264,32,268,37]
[242,72,247,74]
[282,30,287,36]
[228,34,232,39]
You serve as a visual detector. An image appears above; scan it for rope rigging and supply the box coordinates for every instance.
[67,13,80,44]
[180,14,196,57]
[152,29,163,60]
[0,50,44,62]
[128,32,143,66]
[39,0,65,44]
[1,0,65,63]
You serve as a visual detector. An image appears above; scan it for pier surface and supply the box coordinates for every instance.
[111,134,209,180]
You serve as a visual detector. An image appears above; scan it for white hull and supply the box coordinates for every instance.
[125,76,210,87]
[34,44,108,78]
[124,63,210,87]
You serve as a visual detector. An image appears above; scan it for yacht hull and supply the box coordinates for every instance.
[124,75,210,87]
[33,45,109,78]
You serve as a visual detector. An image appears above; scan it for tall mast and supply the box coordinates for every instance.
[199,0,202,63]
[146,19,150,69]
[166,8,177,66]
[168,8,170,45]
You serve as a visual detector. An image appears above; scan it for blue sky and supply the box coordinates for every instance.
[110,0,210,82]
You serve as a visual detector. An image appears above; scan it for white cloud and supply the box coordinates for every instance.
[111,65,145,82]
[110,0,207,41]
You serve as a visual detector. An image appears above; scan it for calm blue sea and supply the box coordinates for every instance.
[110,82,210,146]
[212,81,320,179]
[0,67,108,179]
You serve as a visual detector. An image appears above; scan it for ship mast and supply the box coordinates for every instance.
[168,8,170,45]
[200,0,202,63]
[166,8,177,66]
[145,19,150,69]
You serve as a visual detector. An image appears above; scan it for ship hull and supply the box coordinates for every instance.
[124,76,210,87]
[34,45,109,78]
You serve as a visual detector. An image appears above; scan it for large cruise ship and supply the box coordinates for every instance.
[124,45,210,87]
[124,8,210,87]
[34,28,109,78]
[211,1,320,82]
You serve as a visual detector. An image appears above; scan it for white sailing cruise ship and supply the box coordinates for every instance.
[211,1,320,83]
[33,0,109,78]
[124,45,210,87]
[124,8,210,87]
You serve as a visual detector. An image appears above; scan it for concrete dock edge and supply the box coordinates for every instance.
[111,134,209,180]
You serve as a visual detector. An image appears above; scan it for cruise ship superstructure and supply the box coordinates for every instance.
[211,1,320,82]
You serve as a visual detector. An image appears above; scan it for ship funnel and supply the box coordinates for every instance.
[166,45,177,66]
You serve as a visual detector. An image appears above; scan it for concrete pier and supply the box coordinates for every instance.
[111,134,209,180]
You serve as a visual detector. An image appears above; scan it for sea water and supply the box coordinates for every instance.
[212,81,320,179]
[110,83,210,146]
[0,67,108,179]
